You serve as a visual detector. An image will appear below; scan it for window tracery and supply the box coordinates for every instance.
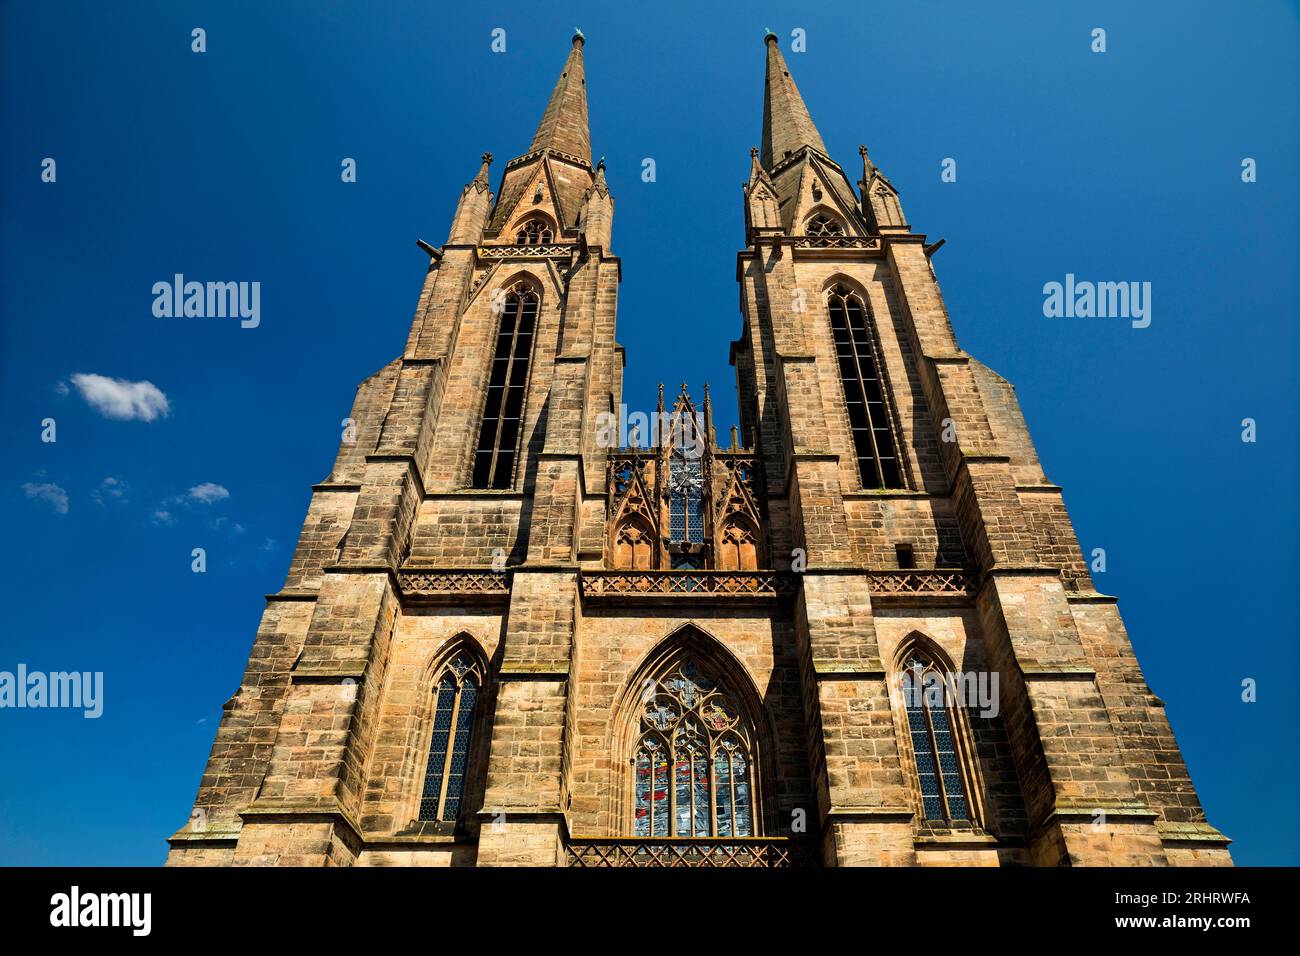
[632,660,757,837]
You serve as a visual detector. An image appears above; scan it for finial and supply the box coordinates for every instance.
[573,28,585,46]
[482,151,493,165]
[597,155,606,171]
[859,144,868,157]
[749,147,758,159]
[764,28,777,44]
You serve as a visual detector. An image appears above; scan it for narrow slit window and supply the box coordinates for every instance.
[471,283,537,489]
[827,284,903,489]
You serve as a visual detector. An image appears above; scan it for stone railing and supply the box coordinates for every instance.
[566,837,818,868]
[579,570,798,602]
[478,243,571,259]
[866,569,977,599]
[398,569,511,602]
[792,235,882,250]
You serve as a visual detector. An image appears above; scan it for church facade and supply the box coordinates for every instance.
[166,34,1231,867]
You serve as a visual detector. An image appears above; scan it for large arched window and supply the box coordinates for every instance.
[632,660,757,837]
[515,217,554,244]
[900,652,972,824]
[418,651,483,822]
[827,284,903,489]
[471,281,537,488]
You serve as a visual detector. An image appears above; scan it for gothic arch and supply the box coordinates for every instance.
[716,512,761,571]
[612,513,656,569]
[512,212,557,245]
[888,631,986,828]
[802,205,847,237]
[402,633,494,831]
[610,624,776,837]
[822,278,909,490]
[468,277,542,489]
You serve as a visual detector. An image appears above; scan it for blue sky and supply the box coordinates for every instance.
[1,1,1296,865]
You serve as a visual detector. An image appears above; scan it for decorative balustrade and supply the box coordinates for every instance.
[398,569,511,602]
[792,235,882,250]
[477,243,571,259]
[867,569,977,599]
[566,837,818,868]
[579,570,797,602]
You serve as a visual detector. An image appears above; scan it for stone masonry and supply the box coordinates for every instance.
[166,33,1231,867]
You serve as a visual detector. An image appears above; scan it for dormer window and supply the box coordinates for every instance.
[805,214,844,237]
[516,217,554,244]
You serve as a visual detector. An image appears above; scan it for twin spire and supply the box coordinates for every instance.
[518,30,830,175]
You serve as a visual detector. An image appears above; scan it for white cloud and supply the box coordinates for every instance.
[91,476,127,506]
[188,482,229,504]
[23,481,69,515]
[70,373,170,422]
[151,509,175,525]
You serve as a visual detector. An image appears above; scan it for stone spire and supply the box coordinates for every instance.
[446,152,494,244]
[760,31,828,170]
[528,32,592,163]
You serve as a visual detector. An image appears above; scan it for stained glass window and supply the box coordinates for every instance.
[827,284,903,489]
[471,282,537,489]
[900,653,972,824]
[631,660,758,837]
[419,651,484,823]
[668,453,704,544]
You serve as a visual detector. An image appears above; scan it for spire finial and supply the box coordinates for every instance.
[482,151,493,166]
[859,144,876,181]
[572,28,585,47]
[763,28,777,44]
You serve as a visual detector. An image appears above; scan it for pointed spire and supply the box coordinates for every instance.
[580,156,613,249]
[760,32,828,170]
[528,33,592,163]
[473,151,493,186]
[447,151,494,244]
[858,144,876,184]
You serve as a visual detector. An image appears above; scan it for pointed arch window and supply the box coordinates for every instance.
[419,651,483,822]
[805,213,845,237]
[900,653,972,824]
[719,519,758,571]
[632,660,757,837]
[828,284,903,489]
[471,282,537,489]
[515,217,554,244]
[614,517,655,570]
[668,452,705,545]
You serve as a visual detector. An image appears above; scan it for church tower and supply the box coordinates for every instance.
[166,34,1230,867]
